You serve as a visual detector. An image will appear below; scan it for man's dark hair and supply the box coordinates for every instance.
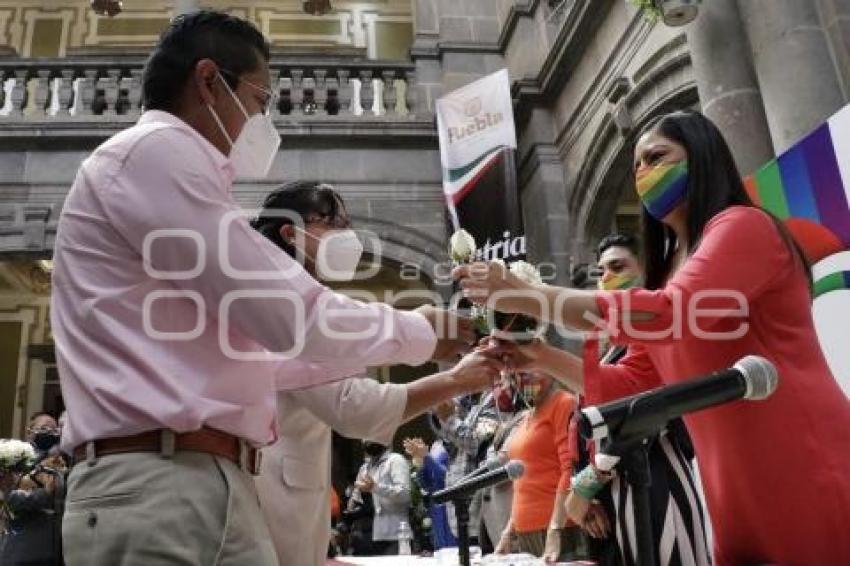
[250,181,350,257]
[142,10,270,112]
[596,233,639,260]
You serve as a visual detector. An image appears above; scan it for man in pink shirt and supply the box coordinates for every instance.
[52,11,475,565]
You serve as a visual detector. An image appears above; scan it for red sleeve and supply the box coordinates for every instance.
[553,392,577,493]
[595,206,793,346]
[583,339,663,405]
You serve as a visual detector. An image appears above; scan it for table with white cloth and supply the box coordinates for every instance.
[328,554,597,565]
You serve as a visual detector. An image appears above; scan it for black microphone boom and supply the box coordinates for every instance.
[458,454,504,483]
[580,355,778,443]
[430,460,524,504]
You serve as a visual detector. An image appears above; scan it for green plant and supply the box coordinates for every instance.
[628,0,662,21]
[408,468,433,552]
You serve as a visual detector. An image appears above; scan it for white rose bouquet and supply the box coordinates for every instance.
[1,438,36,526]
[0,439,36,473]
[449,229,544,343]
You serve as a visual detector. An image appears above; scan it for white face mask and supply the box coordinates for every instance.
[297,227,364,281]
[207,72,281,179]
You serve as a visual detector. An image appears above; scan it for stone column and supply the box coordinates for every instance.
[686,0,774,174]
[738,0,846,152]
[817,0,850,98]
[410,0,505,111]
[410,0,442,113]
[518,108,573,287]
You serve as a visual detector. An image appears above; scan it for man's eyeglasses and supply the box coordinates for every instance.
[219,68,278,115]
[29,425,59,434]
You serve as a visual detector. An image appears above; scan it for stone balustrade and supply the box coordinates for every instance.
[0,55,420,122]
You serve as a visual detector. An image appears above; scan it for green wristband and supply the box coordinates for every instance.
[570,465,605,499]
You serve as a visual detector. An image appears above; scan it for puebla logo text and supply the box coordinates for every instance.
[447,97,504,144]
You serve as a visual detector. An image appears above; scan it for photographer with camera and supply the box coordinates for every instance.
[1,413,68,566]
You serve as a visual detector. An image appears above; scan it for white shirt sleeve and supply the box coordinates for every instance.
[373,454,411,504]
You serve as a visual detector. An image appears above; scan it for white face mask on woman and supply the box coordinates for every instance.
[207,72,280,179]
[296,227,364,281]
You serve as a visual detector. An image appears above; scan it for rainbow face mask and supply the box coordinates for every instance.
[597,272,639,291]
[636,160,689,220]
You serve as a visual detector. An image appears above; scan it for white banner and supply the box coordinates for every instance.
[436,69,518,205]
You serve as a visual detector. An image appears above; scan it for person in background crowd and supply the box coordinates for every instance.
[331,486,341,524]
[495,372,589,562]
[338,478,376,556]
[0,413,67,566]
[430,390,500,545]
[455,110,850,563]
[403,430,457,551]
[26,414,62,462]
[327,487,343,558]
[350,441,411,555]
[568,233,707,565]
[479,376,525,552]
[510,233,708,565]
[250,182,501,566]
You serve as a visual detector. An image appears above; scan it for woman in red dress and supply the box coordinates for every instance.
[454,110,850,564]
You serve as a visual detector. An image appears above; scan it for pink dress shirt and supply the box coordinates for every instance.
[51,110,436,450]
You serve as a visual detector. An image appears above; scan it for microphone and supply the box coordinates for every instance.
[580,355,778,443]
[459,454,506,483]
[429,460,524,504]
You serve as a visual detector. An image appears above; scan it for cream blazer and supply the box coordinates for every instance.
[255,377,407,566]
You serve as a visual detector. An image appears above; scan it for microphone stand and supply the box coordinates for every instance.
[585,357,777,566]
[452,496,473,566]
[610,437,656,566]
[423,491,473,566]
[602,400,665,566]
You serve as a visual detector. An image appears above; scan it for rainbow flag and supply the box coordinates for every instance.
[744,104,850,295]
[744,104,850,262]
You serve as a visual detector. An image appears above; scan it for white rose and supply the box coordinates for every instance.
[509,260,543,285]
[449,229,477,263]
[0,439,35,469]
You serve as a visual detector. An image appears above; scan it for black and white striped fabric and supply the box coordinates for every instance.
[583,345,712,566]
[601,424,711,566]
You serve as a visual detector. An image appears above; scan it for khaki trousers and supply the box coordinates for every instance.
[62,450,277,566]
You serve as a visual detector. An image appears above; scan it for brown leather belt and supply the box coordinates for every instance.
[72,427,262,475]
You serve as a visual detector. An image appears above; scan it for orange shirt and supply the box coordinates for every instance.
[506,389,576,533]
[330,487,341,521]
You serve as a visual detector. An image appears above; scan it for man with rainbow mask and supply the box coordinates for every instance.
[486,233,710,565]
[566,233,710,566]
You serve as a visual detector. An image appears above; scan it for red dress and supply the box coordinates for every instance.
[585,206,850,565]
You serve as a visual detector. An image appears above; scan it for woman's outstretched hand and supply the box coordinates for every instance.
[478,337,547,372]
[452,261,539,315]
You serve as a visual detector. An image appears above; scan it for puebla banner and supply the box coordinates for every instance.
[436,69,525,262]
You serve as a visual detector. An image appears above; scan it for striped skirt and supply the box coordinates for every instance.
[599,428,711,566]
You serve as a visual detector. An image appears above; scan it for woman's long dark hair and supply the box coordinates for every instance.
[637,110,810,291]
